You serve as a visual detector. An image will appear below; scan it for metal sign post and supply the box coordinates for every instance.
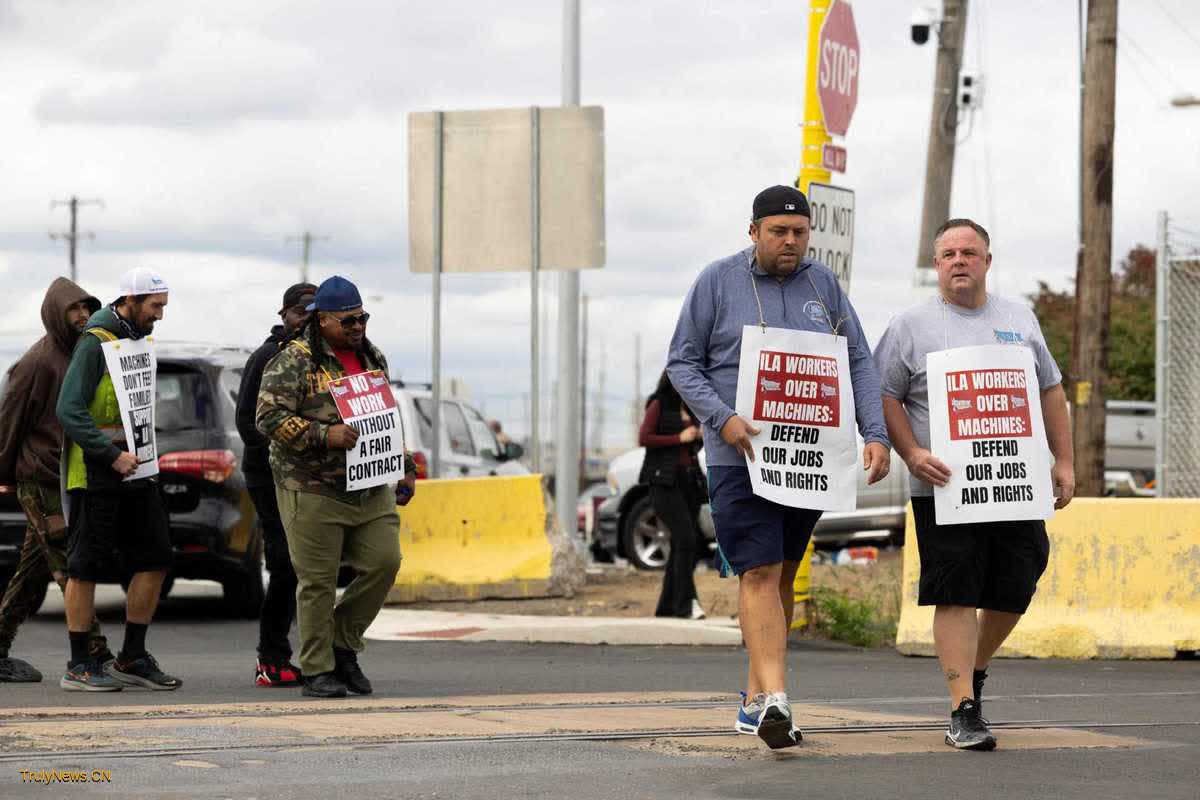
[530,106,541,472]
[431,111,444,479]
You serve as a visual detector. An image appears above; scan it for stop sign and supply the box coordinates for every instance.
[817,0,860,137]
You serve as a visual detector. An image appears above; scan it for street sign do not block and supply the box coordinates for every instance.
[817,0,860,137]
[806,183,855,293]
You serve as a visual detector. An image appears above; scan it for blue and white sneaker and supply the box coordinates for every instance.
[735,691,764,735]
[757,693,801,749]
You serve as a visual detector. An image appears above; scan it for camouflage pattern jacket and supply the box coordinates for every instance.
[255,322,389,501]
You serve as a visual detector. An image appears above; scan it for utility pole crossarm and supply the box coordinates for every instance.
[50,196,105,283]
[286,232,331,283]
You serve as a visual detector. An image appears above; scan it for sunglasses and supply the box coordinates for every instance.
[332,312,370,329]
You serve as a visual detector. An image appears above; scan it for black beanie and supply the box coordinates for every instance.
[752,185,811,221]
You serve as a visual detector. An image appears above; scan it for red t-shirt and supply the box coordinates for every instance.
[333,349,364,377]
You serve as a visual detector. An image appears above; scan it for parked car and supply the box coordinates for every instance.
[577,481,615,542]
[391,383,527,479]
[0,342,264,617]
[595,438,910,569]
[1104,400,1155,496]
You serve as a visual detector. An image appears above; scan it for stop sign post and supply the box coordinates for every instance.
[817,0,860,137]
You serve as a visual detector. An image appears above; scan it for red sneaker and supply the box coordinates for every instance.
[255,659,303,687]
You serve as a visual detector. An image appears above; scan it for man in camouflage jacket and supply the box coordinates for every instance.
[256,275,415,698]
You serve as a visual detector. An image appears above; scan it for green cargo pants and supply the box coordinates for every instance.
[276,484,401,676]
[0,482,104,658]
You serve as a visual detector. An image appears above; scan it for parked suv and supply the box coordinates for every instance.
[0,342,264,617]
[594,438,910,570]
[392,384,527,479]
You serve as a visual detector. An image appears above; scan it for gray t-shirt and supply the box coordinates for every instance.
[873,294,1063,497]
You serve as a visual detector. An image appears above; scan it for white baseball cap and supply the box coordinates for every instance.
[118,267,170,296]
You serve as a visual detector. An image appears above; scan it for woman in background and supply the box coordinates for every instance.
[638,369,706,619]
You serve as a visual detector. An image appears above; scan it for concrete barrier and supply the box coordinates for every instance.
[896,498,1200,659]
[387,475,585,604]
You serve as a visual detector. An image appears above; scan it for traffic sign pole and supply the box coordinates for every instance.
[797,0,833,194]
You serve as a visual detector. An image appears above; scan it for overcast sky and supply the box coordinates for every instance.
[1,0,1197,453]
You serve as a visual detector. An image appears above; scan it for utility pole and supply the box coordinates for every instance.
[49,196,104,283]
[914,0,969,280]
[592,341,606,459]
[1071,0,1118,497]
[631,331,642,441]
[286,232,330,283]
[555,0,582,536]
[580,293,589,485]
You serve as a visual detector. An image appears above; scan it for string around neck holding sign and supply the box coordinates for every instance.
[747,249,848,336]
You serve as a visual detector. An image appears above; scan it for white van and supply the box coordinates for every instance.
[391,384,528,479]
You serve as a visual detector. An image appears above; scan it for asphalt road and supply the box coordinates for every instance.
[0,581,1196,799]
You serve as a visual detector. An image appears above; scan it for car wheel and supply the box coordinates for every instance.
[620,494,669,570]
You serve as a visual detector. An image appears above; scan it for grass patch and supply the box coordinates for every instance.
[811,586,899,648]
[808,552,903,647]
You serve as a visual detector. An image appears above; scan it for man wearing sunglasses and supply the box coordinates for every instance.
[235,282,315,688]
[256,275,415,698]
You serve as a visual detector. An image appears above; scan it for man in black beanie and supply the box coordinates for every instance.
[236,282,316,687]
[667,185,890,748]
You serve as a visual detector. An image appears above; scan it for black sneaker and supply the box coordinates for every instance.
[334,648,373,695]
[110,653,182,691]
[0,656,43,683]
[945,698,997,751]
[973,668,989,721]
[302,671,348,698]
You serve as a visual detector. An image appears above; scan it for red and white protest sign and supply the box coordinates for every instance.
[735,326,857,509]
[927,346,1054,524]
[329,370,407,491]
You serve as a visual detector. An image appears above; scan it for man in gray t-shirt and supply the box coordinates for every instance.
[874,218,1074,752]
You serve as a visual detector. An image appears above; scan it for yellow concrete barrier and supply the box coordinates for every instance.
[387,475,583,603]
[896,498,1200,659]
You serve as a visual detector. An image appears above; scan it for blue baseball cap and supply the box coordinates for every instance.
[305,275,362,312]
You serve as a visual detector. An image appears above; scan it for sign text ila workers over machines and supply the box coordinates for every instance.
[100,337,159,481]
[329,370,407,491]
[734,326,857,510]
[927,345,1054,524]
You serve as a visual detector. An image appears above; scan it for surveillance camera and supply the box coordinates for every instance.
[911,5,937,45]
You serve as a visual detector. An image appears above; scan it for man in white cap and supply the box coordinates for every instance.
[56,267,180,691]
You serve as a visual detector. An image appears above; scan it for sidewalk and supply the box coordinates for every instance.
[366,608,743,646]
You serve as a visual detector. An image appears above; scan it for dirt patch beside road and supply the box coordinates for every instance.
[400,549,903,639]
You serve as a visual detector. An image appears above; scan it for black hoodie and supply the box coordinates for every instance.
[0,278,101,486]
[236,325,290,487]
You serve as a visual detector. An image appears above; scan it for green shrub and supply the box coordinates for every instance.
[811,586,898,648]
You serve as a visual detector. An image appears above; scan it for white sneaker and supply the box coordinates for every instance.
[690,599,707,620]
[757,693,800,749]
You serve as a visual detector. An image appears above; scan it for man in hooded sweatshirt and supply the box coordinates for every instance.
[0,278,108,683]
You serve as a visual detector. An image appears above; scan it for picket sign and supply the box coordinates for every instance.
[329,370,407,491]
[734,325,857,510]
[927,345,1054,524]
[100,337,159,481]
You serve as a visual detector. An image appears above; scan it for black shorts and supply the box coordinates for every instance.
[66,485,173,581]
[708,466,822,575]
[912,496,1049,614]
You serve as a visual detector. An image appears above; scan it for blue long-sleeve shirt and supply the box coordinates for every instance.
[666,246,889,467]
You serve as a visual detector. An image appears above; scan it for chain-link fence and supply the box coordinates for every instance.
[1159,255,1200,497]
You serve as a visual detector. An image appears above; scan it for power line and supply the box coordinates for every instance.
[1117,29,1186,94]
[1150,0,1200,54]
